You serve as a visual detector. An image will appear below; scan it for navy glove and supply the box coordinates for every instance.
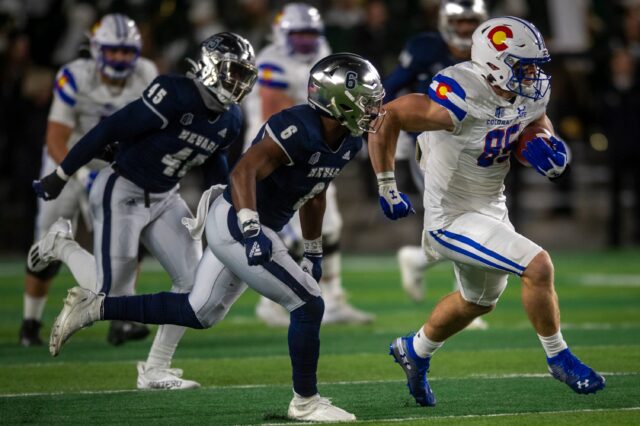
[300,253,322,282]
[377,172,414,220]
[300,237,323,282]
[239,209,272,266]
[33,167,68,200]
[523,136,569,179]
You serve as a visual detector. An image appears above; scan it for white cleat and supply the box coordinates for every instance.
[323,296,374,325]
[397,246,427,301]
[49,286,103,357]
[27,218,73,272]
[136,362,201,390]
[288,393,356,422]
[256,297,290,327]
[466,317,489,330]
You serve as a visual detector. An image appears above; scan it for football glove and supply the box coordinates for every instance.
[33,167,68,200]
[523,136,569,179]
[239,209,272,266]
[300,238,322,282]
[377,172,414,220]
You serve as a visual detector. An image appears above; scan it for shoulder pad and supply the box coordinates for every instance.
[134,57,159,84]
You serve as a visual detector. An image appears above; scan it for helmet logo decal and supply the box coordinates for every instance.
[487,25,513,51]
[205,37,222,51]
[345,71,358,89]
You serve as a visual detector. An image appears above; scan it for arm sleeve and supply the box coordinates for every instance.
[256,61,291,90]
[262,111,307,166]
[48,66,78,127]
[59,97,168,176]
[427,72,469,135]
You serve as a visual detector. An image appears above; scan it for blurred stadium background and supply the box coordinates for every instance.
[0,0,639,253]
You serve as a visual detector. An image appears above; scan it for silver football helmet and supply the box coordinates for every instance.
[438,0,488,51]
[188,32,258,105]
[308,53,386,136]
[90,14,142,80]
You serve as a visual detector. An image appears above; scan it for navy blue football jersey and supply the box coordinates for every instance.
[60,74,241,192]
[384,32,458,102]
[225,104,362,231]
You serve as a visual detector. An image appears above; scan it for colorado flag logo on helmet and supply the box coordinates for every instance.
[487,25,513,51]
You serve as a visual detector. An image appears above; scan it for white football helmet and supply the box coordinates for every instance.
[273,3,324,59]
[438,0,488,51]
[90,14,142,80]
[471,16,551,100]
[308,53,386,136]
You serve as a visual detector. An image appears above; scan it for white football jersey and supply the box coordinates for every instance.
[48,57,157,151]
[418,61,550,230]
[243,40,331,150]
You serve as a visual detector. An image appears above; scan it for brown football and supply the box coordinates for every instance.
[513,125,552,167]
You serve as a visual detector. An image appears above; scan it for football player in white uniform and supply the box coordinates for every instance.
[20,14,157,346]
[244,2,373,326]
[370,17,605,406]
[388,1,489,331]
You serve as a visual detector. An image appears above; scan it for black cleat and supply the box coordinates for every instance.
[107,320,150,346]
[20,319,44,347]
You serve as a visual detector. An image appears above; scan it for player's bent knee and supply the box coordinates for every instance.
[291,296,325,324]
[523,250,554,286]
[26,261,62,280]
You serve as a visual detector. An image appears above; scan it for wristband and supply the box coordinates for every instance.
[303,237,323,255]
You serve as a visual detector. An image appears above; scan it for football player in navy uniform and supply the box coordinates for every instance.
[31,32,258,390]
[21,13,157,347]
[386,1,490,331]
[47,53,386,421]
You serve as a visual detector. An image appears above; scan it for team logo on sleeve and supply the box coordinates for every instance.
[308,152,321,165]
[434,82,452,100]
[487,25,513,51]
[180,113,194,126]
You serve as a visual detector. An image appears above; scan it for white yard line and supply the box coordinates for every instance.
[578,274,640,287]
[1,372,637,398]
[262,407,640,426]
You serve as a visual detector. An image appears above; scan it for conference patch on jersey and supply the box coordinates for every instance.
[487,25,513,52]
[54,68,78,106]
[258,63,288,89]
[428,74,467,121]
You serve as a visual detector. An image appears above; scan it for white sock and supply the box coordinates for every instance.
[538,330,568,357]
[413,327,443,359]
[23,294,47,320]
[145,324,186,369]
[55,239,98,292]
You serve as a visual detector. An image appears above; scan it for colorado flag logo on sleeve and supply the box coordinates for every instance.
[54,67,78,107]
[258,63,288,89]
[428,74,467,121]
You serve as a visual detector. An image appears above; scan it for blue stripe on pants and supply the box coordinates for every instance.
[441,230,525,273]
[100,173,119,294]
[430,231,522,275]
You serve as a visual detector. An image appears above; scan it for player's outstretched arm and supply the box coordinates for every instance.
[230,136,290,265]
[368,94,453,220]
[33,98,168,200]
